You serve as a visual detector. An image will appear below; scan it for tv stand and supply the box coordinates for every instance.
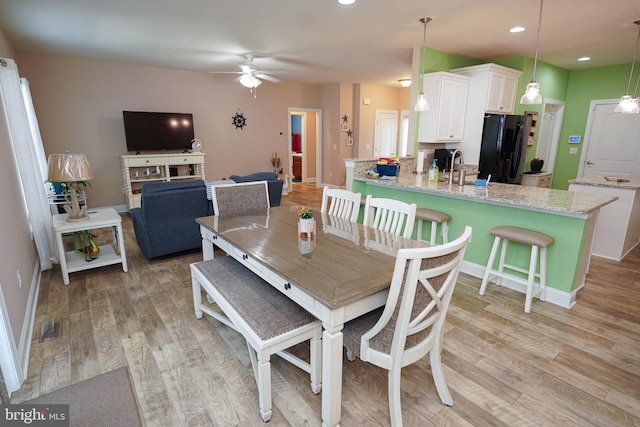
[121,152,206,211]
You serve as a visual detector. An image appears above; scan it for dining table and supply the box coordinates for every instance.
[196,206,426,427]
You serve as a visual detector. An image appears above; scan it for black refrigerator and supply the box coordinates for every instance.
[477,114,530,184]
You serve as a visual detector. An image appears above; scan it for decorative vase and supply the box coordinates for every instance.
[299,217,315,235]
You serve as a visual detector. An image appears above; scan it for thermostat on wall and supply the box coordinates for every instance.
[568,135,581,143]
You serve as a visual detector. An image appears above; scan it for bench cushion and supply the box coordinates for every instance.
[192,257,317,341]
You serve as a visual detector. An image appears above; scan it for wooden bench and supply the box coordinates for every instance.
[191,256,322,422]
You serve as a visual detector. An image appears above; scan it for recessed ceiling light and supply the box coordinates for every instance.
[338,0,355,4]
[577,56,591,62]
[509,26,526,33]
[398,79,411,87]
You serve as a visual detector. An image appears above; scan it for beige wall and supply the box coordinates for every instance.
[355,84,410,158]
[0,26,14,57]
[15,53,324,208]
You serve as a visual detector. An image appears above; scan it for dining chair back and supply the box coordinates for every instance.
[342,226,472,427]
[363,195,417,239]
[211,181,270,215]
[320,186,361,222]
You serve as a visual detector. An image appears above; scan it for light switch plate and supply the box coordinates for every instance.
[569,147,578,154]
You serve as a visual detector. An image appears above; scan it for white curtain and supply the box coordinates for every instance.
[0,58,54,269]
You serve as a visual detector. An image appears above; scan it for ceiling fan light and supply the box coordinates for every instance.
[520,82,542,105]
[239,74,262,88]
[414,92,429,111]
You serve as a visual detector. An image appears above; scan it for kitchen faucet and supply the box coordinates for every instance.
[448,149,464,184]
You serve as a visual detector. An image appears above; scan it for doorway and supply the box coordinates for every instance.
[536,99,565,174]
[373,110,398,158]
[288,108,322,189]
[578,99,640,178]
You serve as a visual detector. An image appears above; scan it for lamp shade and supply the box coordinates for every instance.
[47,153,94,183]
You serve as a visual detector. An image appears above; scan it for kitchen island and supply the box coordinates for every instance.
[569,176,640,261]
[349,159,617,308]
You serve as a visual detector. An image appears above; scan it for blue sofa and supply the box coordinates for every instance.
[131,174,283,259]
[131,180,211,259]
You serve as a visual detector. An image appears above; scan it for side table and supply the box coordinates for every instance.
[52,208,128,285]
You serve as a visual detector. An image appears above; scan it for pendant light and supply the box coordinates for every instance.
[414,17,431,112]
[520,0,544,105]
[615,20,640,114]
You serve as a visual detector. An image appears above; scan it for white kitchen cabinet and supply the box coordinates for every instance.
[449,63,522,165]
[417,72,470,143]
[452,63,521,114]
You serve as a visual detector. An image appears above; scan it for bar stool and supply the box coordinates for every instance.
[416,208,451,245]
[479,225,555,313]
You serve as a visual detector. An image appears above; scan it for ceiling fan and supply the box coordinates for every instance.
[209,54,287,96]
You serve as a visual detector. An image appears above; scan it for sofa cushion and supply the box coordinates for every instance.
[229,172,278,183]
[141,179,205,194]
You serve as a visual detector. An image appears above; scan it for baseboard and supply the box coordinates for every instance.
[17,262,42,386]
[460,260,575,309]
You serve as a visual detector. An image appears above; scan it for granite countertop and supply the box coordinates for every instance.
[569,175,640,190]
[355,171,617,216]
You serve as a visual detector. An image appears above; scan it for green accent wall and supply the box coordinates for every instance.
[415,48,631,191]
[553,64,632,189]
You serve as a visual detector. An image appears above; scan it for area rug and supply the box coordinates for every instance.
[26,366,142,426]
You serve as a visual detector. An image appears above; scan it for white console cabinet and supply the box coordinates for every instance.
[417,72,470,143]
[121,152,206,210]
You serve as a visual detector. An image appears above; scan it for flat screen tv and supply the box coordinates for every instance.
[122,111,195,152]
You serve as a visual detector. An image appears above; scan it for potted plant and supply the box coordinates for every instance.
[297,205,315,235]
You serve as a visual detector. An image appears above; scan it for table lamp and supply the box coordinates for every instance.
[47,153,94,221]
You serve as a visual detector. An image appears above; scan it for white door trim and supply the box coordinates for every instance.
[288,108,323,188]
[538,99,565,175]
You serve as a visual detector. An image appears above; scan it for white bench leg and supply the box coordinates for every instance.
[192,276,203,319]
[310,328,322,394]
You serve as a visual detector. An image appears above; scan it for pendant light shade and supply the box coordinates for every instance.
[615,20,640,114]
[520,0,544,105]
[414,17,431,112]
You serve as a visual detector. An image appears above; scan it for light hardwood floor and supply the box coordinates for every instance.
[11,181,640,426]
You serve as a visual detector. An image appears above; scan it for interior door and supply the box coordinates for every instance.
[579,100,640,178]
[373,110,398,158]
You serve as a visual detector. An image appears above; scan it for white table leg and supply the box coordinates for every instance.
[55,232,70,286]
[322,324,344,427]
[115,222,128,272]
[200,226,215,260]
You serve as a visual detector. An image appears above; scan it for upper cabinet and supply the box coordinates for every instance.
[451,63,522,114]
[417,72,470,143]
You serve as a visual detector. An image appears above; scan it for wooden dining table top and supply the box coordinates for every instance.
[196,205,426,309]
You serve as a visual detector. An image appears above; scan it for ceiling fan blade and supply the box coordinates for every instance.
[209,71,243,74]
[259,70,287,75]
[256,73,280,83]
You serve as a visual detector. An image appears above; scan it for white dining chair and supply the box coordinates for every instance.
[363,195,417,239]
[342,226,472,427]
[211,181,270,215]
[320,186,361,222]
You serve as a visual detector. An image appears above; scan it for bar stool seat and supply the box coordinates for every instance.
[479,225,555,313]
[416,208,451,245]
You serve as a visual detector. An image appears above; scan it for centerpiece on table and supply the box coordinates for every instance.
[297,205,315,237]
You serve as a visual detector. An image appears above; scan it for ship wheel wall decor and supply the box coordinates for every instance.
[232,109,247,129]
